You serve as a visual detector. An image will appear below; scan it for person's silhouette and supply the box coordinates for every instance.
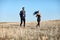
[34,10,41,27]
[19,7,26,27]
[36,11,41,27]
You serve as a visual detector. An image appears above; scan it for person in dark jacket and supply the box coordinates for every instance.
[36,11,41,27]
[34,10,41,27]
[19,7,26,27]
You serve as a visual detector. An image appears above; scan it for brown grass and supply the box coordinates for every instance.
[0,20,60,40]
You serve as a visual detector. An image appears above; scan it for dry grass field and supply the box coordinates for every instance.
[0,20,60,40]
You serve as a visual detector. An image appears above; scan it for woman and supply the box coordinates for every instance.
[34,10,41,27]
[36,11,41,27]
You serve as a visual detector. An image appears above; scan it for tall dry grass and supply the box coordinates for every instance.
[0,20,60,40]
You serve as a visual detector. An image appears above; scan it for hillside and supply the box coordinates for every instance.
[0,20,60,40]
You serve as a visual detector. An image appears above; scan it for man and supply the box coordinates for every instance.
[19,7,26,27]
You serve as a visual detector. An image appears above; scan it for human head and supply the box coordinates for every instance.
[22,7,24,10]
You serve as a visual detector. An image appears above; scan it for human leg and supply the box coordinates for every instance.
[20,18,22,26]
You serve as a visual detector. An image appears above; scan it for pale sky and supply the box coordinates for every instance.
[0,0,60,22]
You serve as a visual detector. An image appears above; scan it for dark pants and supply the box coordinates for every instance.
[20,18,25,27]
[37,21,40,27]
[36,19,40,27]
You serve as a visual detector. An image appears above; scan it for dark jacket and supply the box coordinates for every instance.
[36,14,41,22]
[19,10,25,19]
